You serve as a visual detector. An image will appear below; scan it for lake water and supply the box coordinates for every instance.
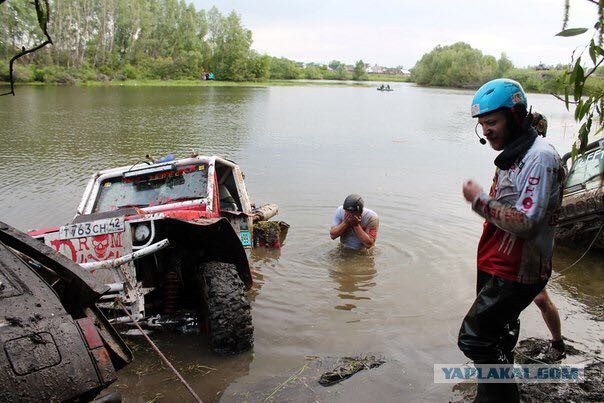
[1,83,602,402]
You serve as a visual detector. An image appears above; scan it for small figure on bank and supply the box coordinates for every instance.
[330,194,379,250]
[458,79,565,402]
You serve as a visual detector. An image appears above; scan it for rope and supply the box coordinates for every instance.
[551,224,603,280]
[117,301,203,403]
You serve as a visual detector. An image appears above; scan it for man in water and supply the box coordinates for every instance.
[458,79,565,402]
[330,194,379,250]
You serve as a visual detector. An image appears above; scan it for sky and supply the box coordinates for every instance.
[190,0,598,69]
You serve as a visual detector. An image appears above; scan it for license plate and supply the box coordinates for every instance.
[59,217,125,240]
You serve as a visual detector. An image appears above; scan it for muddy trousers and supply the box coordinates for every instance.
[457,270,546,403]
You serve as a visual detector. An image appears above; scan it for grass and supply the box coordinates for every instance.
[367,73,412,82]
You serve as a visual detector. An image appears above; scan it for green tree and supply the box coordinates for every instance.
[247,51,270,80]
[352,59,367,80]
[216,11,252,81]
[412,42,497,87]
[497,53,513,75]
[303,64,323,79]
[557,0,604,153]
[268,56,302,79]
[326,59,349,80]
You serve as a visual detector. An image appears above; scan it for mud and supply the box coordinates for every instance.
[519,362,604,402]
[253,220,289,248]
[556,217,604,250]
[450,338,604,402]
[318,355,386,386]
[226,355,387,402]
[514,337,582,364]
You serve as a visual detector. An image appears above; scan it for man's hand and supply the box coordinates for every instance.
[345,212,361,227]
[463,180,483,203]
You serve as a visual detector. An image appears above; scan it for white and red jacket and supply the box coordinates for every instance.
[472,137,565,284]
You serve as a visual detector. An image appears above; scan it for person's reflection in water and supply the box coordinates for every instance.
[327,247,377,311]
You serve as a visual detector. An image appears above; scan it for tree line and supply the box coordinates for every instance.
[0,0,372,83]
[2,1,591,92]
[409,42,587,93]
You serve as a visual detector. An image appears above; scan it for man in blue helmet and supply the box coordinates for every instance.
[458,79,565,402]
[330,194,379,250]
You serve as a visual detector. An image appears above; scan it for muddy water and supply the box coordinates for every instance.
[1,84,602,401]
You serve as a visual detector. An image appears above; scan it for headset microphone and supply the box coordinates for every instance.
[474,123,487,145]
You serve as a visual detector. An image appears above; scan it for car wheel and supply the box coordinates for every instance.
[201,261,253,354]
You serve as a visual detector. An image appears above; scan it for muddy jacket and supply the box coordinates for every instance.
[472,136,565,284]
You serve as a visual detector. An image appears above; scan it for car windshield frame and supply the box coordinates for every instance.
[565,148,604,189]
[92,163,209,213]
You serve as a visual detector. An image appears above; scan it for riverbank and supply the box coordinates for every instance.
[1,78,377,89]
[367,73,412,82]
[3,70,601,94]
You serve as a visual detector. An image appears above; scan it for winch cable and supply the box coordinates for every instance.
[551,224,603,281]
[117,300,203,403]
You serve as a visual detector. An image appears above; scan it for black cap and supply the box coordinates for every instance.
[343,194,364,213]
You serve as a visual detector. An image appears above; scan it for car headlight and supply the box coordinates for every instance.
[134,223,151,242]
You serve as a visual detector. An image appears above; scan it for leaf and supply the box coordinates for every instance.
[570,57,581,83]
[575,99,583,120]
[573,64,584,101]
[589,40,597,65]
[571,142,578,162]
[581,99,593,121]
[556,28,589,37]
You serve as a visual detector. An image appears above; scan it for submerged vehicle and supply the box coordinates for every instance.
[29,154,280,354]
[0,221,132,401]
[556,140,604,249]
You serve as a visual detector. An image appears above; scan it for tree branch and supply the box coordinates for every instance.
[584,57,604,80]
[550,92,579,104]
[1,0,52,97]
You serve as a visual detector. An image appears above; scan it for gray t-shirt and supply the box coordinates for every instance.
[331,206,379,250]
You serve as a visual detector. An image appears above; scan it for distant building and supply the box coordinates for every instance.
[367,64,386,74]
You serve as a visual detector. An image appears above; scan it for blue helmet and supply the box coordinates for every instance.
[471,78,527,118]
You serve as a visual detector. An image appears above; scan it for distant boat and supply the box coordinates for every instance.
[377,85,393,92]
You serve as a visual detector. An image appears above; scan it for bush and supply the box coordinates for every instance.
[269,57,302,79]
[304,65,323,80]
[73,65,97,82]
[32,65,75,84]
[0,61,9,81]
[12,64,34,82]
[122,63,140,80]
[139,56,175,80]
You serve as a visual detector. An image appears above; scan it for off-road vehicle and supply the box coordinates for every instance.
[30,154,280,354]
[556,140,604,250]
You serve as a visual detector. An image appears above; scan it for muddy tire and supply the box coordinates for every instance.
[202,261,253,354]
